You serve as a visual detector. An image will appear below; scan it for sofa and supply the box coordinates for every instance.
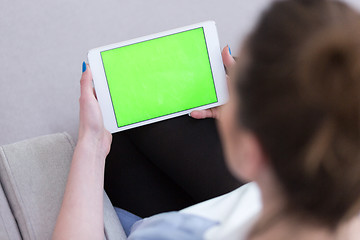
[0,132,126,240]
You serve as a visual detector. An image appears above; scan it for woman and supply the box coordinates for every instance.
[53,0,360,239]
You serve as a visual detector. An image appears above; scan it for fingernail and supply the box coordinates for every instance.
[228,45,232,55]
[82,61,86,73]
[188,113,191,117]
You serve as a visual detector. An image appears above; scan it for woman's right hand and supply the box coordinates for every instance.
[190,46,235,121]
[52,63,112,240]
[78,63,112,158]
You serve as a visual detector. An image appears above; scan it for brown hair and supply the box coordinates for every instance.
[237,0,360,228]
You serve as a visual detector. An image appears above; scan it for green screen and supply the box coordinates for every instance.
[101,27,218,127]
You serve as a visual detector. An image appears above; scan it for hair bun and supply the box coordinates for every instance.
[298,24,360,125]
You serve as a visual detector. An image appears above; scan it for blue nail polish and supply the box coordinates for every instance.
[82,61,86,73]
[228,45,232,55]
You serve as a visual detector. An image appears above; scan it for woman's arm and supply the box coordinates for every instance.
[52,63,112,240]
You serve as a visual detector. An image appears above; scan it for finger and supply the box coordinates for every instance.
[190,109,214,119]
[80,63,94,98]
[222,46,236,70]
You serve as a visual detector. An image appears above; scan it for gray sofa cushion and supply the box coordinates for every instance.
[0,132,125,240]
[0,182,21,240]
[103,191,126,240]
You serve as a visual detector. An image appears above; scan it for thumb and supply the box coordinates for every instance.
[80,62,94,98]
[222,46,236,70]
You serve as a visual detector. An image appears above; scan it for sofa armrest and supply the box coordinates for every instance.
[0,181,21,240]
[0,132,126,240]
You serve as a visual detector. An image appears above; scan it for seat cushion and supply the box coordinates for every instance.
[0,132,125,240]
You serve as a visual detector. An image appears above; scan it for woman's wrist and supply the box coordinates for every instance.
[77,131,111,160]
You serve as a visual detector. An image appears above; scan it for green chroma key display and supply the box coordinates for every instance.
[101,27,218,127]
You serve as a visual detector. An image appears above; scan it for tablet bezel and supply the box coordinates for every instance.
[88,21,228,133]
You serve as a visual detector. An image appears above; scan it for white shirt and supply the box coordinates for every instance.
[181,182,262,240]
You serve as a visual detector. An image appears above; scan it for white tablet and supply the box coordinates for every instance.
[88,21,228,133]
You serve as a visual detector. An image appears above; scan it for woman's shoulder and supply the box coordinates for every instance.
[181,182,262,240]
[181,182,261,221]
[128,183,262,240]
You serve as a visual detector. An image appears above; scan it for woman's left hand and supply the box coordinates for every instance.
[190,46,235,121]
[78,63,112,157]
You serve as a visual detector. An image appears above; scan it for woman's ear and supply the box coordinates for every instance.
[232,132,267,182]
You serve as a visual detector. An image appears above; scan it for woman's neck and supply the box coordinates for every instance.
[249,170,358,240]
[249,212,334,240]
[249,212,359,240]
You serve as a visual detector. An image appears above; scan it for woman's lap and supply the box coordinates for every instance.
[105,115,241,217]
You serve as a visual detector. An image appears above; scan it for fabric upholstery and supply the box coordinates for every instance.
[104,192,126,240]
[0,182,21,240]
[0,132,125,240]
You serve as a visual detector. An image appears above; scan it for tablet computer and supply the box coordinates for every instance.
[88,21,228,133]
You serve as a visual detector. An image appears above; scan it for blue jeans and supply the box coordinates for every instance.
[114,207,142,236]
